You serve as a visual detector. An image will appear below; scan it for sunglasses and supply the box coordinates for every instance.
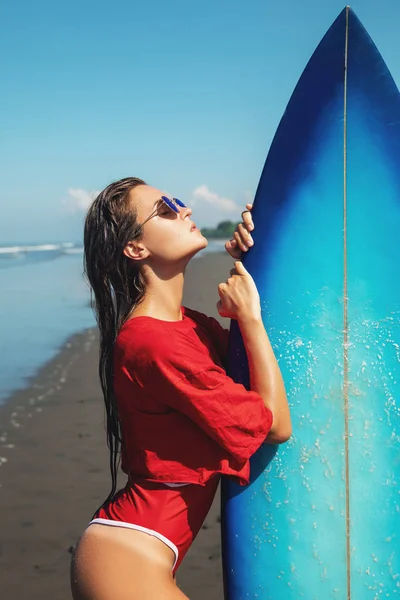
[133,196,188,236]
[160,196,187,212]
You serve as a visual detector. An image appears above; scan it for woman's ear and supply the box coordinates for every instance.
[123,241,150,262]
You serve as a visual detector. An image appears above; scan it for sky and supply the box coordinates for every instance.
[1,0,400,243]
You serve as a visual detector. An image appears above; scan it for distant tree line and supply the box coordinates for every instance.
[201,220,238,239]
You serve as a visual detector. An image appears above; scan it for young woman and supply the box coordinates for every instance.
[70,177,291,600]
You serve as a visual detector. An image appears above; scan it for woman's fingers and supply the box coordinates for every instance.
[237,223,254,248]
[231,224,253,255]
[236,203,254,250]
[217,259,260,321]
[225,202,254,258]
[241,204,254,232]
[225,239,241,259]
[229,261,248,279]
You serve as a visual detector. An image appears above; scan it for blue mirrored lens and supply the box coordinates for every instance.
[161,196,179,213]
[173,198,187,208]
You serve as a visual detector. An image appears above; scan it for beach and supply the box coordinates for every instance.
[0,250,234,599]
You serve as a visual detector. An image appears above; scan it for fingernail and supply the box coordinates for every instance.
[247,239,253,247]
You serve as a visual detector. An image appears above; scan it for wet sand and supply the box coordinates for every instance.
[0,251,234,599]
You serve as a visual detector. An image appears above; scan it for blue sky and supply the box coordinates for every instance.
[1,0,399,243]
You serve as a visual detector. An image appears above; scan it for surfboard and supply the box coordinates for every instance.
[221,7,400,599]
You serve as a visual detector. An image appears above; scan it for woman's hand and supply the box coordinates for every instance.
[217,261,261,322]
[225,203,254,259]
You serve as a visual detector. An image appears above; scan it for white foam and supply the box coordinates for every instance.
[0,242,77,255]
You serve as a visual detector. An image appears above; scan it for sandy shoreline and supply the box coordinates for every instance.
[0,251,234,599]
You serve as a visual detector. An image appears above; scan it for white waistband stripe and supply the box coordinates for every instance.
[87,518,179,571]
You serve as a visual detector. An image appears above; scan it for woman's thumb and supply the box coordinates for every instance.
[234,260,247,275]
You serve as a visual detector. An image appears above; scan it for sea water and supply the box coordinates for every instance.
[0,239,225,404]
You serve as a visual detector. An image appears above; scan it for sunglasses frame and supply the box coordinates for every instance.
[133,196,187,237]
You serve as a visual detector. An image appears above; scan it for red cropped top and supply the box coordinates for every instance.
[114,306,273,486]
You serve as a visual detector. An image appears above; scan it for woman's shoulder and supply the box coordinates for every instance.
[117,316,174,347]
[114,307,228,375]
[115,310,198,361]
[118,306,211,337]
[181,305,209,324]
[183,306,228,339]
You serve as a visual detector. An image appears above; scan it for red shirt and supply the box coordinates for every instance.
[114,306,273,486]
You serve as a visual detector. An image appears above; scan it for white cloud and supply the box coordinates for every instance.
[188,185,246,228]
[61,188,99,214]
[191,185,239,213]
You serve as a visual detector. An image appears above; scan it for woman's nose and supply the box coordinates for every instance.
[180,206,192,219]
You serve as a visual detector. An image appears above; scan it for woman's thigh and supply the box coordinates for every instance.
[70,524,189,600]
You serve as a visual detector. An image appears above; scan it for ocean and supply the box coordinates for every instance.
[0,239,226,405]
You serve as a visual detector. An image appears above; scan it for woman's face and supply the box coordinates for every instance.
[127,184,208,264]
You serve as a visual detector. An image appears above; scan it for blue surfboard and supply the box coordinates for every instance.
[221,7,400,599]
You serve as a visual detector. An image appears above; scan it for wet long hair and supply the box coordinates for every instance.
[83,177,146,510]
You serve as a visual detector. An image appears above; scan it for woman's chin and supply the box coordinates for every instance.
[199,233,208,247]
[184,234,208,260]
[198,234,208,252]
[191,230,208,248]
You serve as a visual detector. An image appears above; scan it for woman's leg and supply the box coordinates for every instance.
[70,524,189,600]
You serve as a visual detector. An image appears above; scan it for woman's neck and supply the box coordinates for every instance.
[131,268,185,322]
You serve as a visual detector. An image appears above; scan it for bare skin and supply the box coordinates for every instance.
[70,524,189,600]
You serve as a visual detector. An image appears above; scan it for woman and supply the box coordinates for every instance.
[70,176,291,600]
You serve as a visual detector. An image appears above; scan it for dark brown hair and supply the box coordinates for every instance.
[83,177,146,512]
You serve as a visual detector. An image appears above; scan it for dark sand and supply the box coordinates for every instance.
[0,251,235,599]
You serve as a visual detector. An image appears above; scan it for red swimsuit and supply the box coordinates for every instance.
[88,307,273,572]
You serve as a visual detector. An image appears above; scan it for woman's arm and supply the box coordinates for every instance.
[238,314,291,444]
[221,203,291,443]
[217,261,291,445]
